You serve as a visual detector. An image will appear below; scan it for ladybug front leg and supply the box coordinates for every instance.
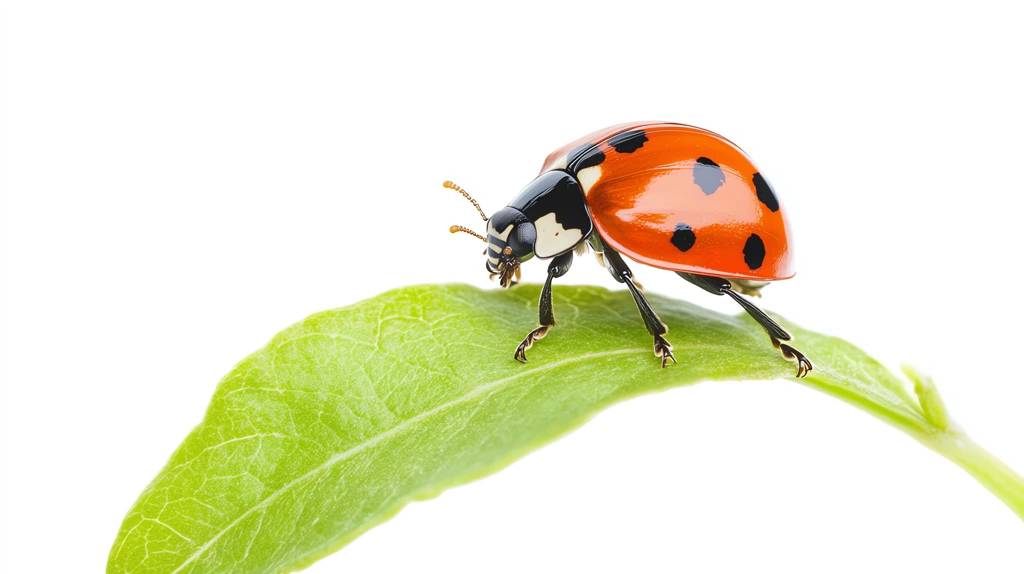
[514,250,574,362]
[678,273,813,378]
[602,247,676,368]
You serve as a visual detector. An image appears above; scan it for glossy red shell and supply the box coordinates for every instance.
[540,122,796,281]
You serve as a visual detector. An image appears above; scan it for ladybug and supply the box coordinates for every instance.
[446,122,812,378]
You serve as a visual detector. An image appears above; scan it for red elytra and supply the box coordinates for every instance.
[540,122,795,281]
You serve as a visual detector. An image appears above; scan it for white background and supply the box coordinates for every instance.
[3,1,1023,572]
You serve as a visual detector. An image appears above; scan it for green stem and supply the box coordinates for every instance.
[801,369,1024,521]
[922,428,1024,521]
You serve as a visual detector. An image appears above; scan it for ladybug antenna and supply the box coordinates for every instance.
[443,180,488,221]
[450,225,486,243]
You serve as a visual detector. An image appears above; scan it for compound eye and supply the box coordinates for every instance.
[508,221,536,257]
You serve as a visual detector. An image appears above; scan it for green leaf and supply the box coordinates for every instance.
[107,284,1024,574]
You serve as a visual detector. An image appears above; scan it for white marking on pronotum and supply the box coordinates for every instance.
[486,222,513,241]
[576,165,601,194]
[487,256,499,265]
[533,212,582,258]
[487,243,502,254]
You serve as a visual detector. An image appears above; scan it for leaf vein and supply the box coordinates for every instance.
[168,347,645,573]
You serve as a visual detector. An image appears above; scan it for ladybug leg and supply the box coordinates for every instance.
[767,332,813,379]
[678,273,813,378]
[514,250,574,363]
[602,248,675,368]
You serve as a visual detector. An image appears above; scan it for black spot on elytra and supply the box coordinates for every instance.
[693,157,725,195]
[670,223,696,252]
[752,172,779,212]
[576,149,605,171]
[743,234,766,270]
[608,130,648,153]
[568,143,605,171]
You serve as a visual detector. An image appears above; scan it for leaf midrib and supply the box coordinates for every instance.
[170,346,650,573]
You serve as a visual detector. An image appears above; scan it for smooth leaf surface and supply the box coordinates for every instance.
[107,284,1023,574]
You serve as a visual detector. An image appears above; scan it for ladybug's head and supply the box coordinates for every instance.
[444,180,534,289]
[483,207,536,288]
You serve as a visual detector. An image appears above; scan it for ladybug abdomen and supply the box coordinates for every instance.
[550,123,795,281]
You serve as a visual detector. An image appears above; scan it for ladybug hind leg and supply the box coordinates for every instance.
[678,273,813,378]
[514,250,574,362]
[602,247,676,368]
